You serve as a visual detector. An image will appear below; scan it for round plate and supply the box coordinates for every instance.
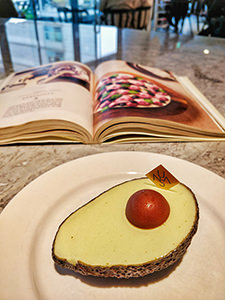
[0,151,225,300]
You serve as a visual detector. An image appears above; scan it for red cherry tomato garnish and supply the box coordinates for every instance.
[125,189,170,229]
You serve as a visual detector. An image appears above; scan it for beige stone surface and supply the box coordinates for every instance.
[0,141,224,213]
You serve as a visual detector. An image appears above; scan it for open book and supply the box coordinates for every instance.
[0,60,225,144]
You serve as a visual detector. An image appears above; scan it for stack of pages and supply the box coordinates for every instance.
[0,60,224,144]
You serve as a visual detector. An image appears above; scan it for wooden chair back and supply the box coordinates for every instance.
[101,6,152,30]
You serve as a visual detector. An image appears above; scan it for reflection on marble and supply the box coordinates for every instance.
[113,30,225,117]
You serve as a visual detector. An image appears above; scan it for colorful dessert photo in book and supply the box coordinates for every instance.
[93,61,220,133]
[0,62,91,94]
[95,73,172,112]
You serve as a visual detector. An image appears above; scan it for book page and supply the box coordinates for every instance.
[93,60,224,140]
[0,61,93,138]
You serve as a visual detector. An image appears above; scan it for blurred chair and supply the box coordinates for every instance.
[165,0,191,33]
[57,7,94,23]
[100,6,152,30]
[0,0,18,18]
[191,0,207,32]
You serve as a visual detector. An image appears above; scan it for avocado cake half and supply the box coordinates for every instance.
[52,177,199,278]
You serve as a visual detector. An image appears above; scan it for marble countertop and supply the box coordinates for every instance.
[0,20,225,213]
[1,141,224,213]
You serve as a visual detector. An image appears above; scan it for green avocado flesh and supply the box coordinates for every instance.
[53,178,198,268]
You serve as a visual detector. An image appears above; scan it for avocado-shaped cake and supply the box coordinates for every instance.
[52,177,199,278]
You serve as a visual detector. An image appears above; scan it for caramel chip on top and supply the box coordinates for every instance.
[146,165,179,190]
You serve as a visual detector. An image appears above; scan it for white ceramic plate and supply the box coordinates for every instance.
[0,151,225,300]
